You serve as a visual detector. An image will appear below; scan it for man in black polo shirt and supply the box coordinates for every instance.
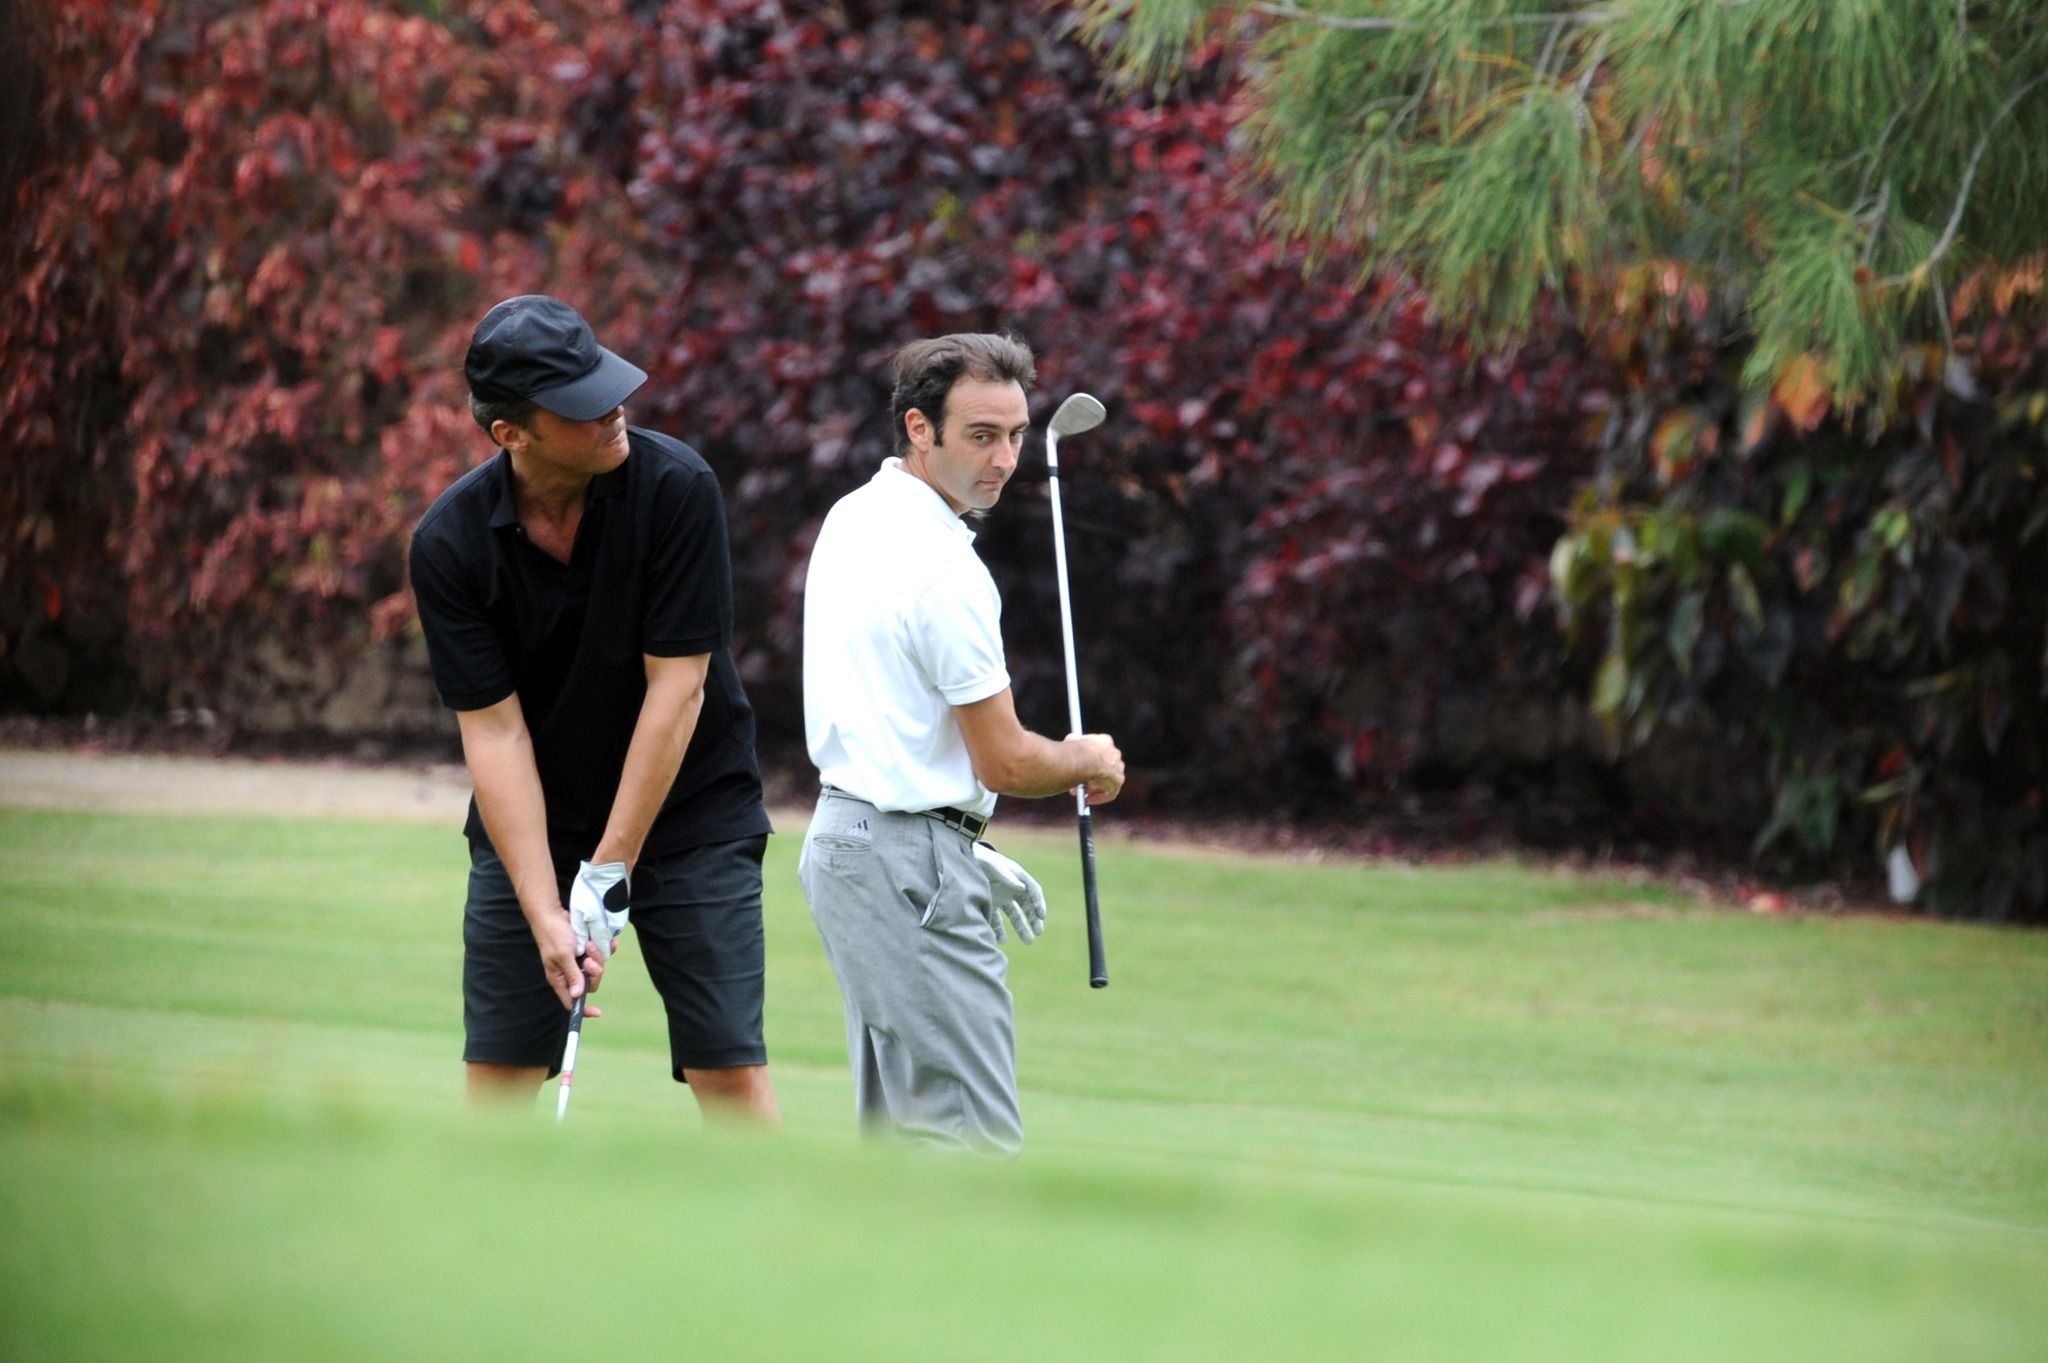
[409,294,778,1122]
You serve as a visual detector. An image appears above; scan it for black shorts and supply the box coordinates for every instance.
[462,835,770,1080]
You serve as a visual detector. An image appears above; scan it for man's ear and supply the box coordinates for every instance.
[490,418,528,452]
[903,407,934,452]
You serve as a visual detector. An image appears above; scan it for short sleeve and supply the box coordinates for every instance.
[643,465,733,658]
[908,564,1010,706]
[408,527,514,711]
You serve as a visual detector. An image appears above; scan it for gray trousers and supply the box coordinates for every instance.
[798,788,1022,1156]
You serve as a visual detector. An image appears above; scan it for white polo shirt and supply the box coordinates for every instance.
[803,459,1010,816]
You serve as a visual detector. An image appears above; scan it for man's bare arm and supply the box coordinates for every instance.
[457,695,598,1009]
[593,652,710,870]
[954,687,1123,805]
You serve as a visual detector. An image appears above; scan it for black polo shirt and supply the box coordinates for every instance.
[408,427,770,864]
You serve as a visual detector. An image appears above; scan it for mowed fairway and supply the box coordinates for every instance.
[1,805,2044,1363]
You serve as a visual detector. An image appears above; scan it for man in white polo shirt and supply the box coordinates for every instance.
[799,333,1125,1155]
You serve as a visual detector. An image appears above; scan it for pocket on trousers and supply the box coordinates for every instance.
[810,834,872,853]
[906,820,948,930]
[805,816,875,882]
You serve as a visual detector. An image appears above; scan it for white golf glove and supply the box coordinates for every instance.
[973,841,1046,945]
[568,859,631,962]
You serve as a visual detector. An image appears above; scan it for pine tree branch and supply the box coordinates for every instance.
[1852,86,1922,212]
[1574,31,1610,103]
[1400,53,1440,129]
[1880,73,2048,290]
[1247,2,1620,33]
[1859,180,1890,268]
[1522,17,1569,109]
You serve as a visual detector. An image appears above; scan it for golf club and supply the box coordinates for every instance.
[554,954,590,1122]
[1045,391,1109,988]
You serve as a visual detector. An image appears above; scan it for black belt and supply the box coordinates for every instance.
[924,805,991,841]
[822,785,989,841]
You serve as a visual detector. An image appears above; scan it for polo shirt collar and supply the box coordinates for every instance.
[486,445,630,531]
[875,458,973,539]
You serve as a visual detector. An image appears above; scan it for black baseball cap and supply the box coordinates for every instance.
[465,295,647,421]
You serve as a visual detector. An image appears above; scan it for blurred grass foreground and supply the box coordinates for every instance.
[1,805,2043,1363]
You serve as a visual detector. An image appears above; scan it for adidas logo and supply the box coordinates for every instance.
[851,817,869,835]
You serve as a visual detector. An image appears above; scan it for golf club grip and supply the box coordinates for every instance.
[1079,811,1106,987]
[555,951,591,1122]
[555,993,584,1122]
[565,954,590,1042]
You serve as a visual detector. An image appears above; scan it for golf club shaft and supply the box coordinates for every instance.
[1046,430,1107,987]
[555,950,591,1123]
[1045,434,1086,739]
[555,992,584,1122]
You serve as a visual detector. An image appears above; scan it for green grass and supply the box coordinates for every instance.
[1,806,2044,1362]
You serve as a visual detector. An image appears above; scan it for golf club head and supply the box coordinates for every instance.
[1049,392,1106,437]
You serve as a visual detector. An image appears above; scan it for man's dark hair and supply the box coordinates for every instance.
[889,334,1036,452]
[469,393,539,439]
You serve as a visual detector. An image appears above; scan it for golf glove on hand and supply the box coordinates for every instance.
[569,859,631,961]
[973,840,1046,945]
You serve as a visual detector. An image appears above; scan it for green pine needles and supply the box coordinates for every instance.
[1072,0,2048,404]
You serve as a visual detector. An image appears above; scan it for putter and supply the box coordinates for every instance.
[1045,392,1110,988]
[556,874,629,1122]
[554,953,590,1122]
